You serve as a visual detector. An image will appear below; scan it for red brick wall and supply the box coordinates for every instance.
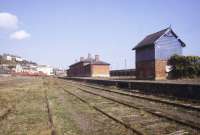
[68,62,91,77]
[136,60,168,80]
[136,60,155,80]
[155,60,167,80]
[68,63,109,77]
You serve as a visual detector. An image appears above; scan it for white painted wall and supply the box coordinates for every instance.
[37,65,53,75]
[15,64,23,72]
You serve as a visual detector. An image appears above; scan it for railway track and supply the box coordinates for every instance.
[67,81,200,121]
[73,81,200,112]
[63,88,144,135]
[62,87,198,134]
[44,86,57,135]
[63,81,200,134]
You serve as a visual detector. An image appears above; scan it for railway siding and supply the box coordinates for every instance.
[46,78,136,135]
[1,77,200,135]
[74,82,200,121]
[62,82,199,135]
[75,81,200,111]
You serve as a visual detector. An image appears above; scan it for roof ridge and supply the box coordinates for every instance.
[132,27,170,50]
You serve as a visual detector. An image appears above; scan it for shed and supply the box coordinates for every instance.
[132,27,185,80]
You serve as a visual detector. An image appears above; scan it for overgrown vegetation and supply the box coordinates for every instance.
[169,55,200,78]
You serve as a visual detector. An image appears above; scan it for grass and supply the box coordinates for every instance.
[4,77,195,135]
[0,76,134,135]
[0,77,49,135]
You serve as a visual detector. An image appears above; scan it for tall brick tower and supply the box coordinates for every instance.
[132,28,186,80]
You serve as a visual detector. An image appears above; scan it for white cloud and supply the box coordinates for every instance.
[0,12,18,30]
[10,30,30,40]
[0,12,31,41]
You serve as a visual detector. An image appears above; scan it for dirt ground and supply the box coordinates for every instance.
[0,76,133,135]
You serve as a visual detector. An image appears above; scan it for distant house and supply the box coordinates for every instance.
[3,53,24,62]
[132,27,186,80]
[37,65,53,76]
[15,64,23,73]
[14,64,38,75]
[0,64,11,74]
[53,68,66,77]
[68,54,110,77]
[3,54,12,61]
[14,64,53,76]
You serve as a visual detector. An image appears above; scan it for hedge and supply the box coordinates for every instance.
[168,55,200,78]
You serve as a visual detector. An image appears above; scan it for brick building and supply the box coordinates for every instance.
[68,54,110,77]
[132,27,186,80]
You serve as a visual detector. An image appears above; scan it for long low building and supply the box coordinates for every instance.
[67,54,110,77]
[110,69,136,77]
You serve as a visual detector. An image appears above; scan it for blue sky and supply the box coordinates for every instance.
[0,0,200,69]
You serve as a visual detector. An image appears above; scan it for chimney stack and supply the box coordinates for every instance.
[95,55,100,61]
[80,57,84,61]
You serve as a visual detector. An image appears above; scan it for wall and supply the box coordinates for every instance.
[37,66,53,75]
[155,31,182,60]
[110,69,136,76]
[91,65,110,77]
[136,46,155,62]
[68,62,91,77]
[136,60,155,79]
[65,78,200,100]
[68,62,110,77]
[155,60,168,80]
[135,46,155,80]
[136,60,168,80]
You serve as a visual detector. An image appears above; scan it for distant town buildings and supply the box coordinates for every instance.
[67,54,110,77]
[53,68,67,77]
[37,65,54,76]
[14,64,53,76]
[0,53,54,76]
[0,64,11,74]
[132,27,186,80]
[3,53,24,62]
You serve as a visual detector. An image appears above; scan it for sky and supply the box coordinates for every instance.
[0,0,200,69]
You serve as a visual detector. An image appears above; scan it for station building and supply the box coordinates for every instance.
[132,27,186,80]
[68,54,110,77]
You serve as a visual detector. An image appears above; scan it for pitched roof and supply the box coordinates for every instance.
[69,58,110,67]
[91,60,110,65]
[132,28,168,50]
[132,28,185,50]
[82,58,110,65]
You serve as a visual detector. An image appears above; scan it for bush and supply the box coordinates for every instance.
[168,55,200,78]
